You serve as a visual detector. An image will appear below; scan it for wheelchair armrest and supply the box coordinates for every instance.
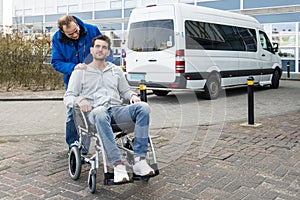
[73,105,96,132]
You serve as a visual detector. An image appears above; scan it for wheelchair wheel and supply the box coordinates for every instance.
[88,169,96,193]
[68,146,82,180]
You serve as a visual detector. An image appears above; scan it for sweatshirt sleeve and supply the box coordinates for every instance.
[64,70,85,108]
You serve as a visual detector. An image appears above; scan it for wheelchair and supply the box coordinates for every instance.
[68,104,159,193]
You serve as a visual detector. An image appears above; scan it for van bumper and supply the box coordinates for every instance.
[127,74,187,89]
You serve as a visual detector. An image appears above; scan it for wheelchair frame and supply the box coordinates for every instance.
[68,104,159,193]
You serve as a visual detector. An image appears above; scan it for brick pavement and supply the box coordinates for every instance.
[0,104,299,199]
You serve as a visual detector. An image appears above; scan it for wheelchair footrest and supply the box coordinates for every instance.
[132,163,159,181]
[151,163,160,176]
[103,172,133,185]
[132,171,159,180]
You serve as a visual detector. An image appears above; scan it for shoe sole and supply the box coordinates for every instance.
[114,177,129,183]
[134,170,155,177]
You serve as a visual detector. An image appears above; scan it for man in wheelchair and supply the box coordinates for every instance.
[64,35,154,183]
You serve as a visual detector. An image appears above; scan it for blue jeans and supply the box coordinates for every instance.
[66,108,90,154]
[88,102,150,165]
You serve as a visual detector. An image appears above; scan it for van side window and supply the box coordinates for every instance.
[185,20,257,52]
[259,31,273,53]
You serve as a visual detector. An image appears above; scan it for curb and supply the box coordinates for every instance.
[0,97,63,101]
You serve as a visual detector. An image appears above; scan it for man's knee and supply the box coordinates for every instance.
[136,102,150,114]
[92,106,109,121]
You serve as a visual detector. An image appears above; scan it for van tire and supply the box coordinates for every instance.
[153,90,169,96]
[271,70,280,89]
[201,75,220,100]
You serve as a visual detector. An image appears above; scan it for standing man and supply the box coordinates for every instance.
[64,35,154,183]
[51,15,113,154]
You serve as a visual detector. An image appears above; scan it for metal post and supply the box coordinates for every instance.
[139,79,147,102]
[287,61,290,78]
[247,76,254,125]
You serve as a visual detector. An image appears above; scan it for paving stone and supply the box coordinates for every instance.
[223,180,242,193]
[0,86,300,199]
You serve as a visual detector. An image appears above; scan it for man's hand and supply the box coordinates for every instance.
[130,95,141,104]
[78,99,92,112]
[74,63,87,70]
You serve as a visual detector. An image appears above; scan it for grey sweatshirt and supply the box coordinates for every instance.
[64,62,135,108]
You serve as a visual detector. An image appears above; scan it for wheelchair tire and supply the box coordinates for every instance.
[88,169,96,193]
[68,146,82,180]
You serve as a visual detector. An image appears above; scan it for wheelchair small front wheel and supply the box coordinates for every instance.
[68,146,82,180]
[88,169,97,193]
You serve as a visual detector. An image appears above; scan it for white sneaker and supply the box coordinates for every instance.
[133,159,155,176]
[114,164,129,183]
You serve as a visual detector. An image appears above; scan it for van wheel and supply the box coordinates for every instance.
[153,90,169,96]
[201,75,220,100]
[271,70,280,89]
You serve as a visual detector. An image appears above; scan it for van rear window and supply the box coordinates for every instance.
[127,19,174,52]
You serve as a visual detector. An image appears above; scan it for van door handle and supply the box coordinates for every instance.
[148,59,157,62]
[261,54,266,57]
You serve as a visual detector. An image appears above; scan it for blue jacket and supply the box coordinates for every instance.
[51,16,113,88]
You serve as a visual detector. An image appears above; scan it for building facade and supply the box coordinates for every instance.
[0,0,3,31]
[8,0,300,75]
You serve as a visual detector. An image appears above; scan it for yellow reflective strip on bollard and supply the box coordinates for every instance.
[248,80,254,86]
[139,84,146,90]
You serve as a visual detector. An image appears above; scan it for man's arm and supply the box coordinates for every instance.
[51,40,76,76]
[64,70,85,108]
[117,67,138,102]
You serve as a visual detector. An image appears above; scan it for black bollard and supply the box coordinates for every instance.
[139,79,147,102]
[286,61,290,78]
[247,76,254,125]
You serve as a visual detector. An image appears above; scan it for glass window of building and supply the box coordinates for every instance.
[270,23,297,72]
[13,0,25,10]
[57,0,67,6]
[69,4,79,13]
[111,0,122,9]
[273,23,296,58]
[180,0,195,3]
[45,6,56,14]
[24,9,32,16]
[94,0,108,11]
[57,6,67,13]
[15,10,23,17]
[81,0,93,11]
[34,0,45,15]
[125,0,136,8]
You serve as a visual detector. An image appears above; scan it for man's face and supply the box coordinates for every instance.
[62,21,80,40]
[91,39,110,61]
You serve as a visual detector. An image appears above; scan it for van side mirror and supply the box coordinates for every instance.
[273,42,279,53]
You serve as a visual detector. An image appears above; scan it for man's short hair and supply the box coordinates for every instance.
[92,35,111,49]
[57,15,77,31]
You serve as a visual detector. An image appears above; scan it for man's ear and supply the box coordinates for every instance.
[90,47,93,53]
[106,49,111,57]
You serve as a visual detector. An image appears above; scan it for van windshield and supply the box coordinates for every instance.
[127,19,174,52]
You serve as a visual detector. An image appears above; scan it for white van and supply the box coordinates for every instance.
[124,3,282,99]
